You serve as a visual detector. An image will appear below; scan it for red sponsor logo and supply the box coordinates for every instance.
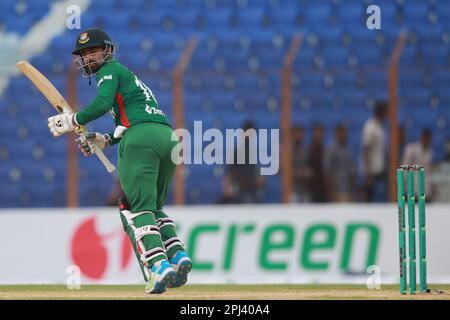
[70,216,133,280]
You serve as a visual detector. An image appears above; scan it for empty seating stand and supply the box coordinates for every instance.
[0,0,448,206]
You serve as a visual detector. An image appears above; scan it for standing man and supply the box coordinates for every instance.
[361,101,388,202]
[222,121,265,203]
[402,128,434,201]
[324,124,356,202]
[291,125,311,202]
[46,28,192,294]
[307,123,328,202]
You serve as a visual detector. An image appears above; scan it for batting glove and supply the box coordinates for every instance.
[76,132,111,157]
[47,113,78,137]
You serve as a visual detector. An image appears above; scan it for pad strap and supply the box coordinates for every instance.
[140,247,166,263]
[164,237,183,251]
[120,210,151,224]
[134,225,160,241]
[157,217,176,228]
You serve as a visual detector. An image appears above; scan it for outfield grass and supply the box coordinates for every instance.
[0,284,449,300]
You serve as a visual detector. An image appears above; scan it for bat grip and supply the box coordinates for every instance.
[87,141,116,173]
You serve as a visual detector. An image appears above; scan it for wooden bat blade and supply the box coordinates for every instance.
[16,60,73,115]
[16,60,116,173]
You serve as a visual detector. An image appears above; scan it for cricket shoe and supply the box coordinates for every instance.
[170,250,193,288]
[145,260,177,294]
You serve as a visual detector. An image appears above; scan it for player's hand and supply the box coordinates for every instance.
[47,113,77,137]
[76,132,111,157]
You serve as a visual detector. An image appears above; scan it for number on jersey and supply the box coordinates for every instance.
[135,76,158,103]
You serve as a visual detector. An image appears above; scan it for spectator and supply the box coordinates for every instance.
[361,101,388,202]
[221,121,265,203]
[307,123,328,202]
[402,128,434,201]
[291,126,312,202]
[324,124,356,202]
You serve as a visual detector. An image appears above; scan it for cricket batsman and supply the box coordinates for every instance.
[46,27,192,294]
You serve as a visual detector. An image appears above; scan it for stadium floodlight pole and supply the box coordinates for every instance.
[387,30,407,202]
[281,32,303,203]
[172,36,199,205]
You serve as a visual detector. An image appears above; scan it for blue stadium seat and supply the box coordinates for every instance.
[399,70,424,88]
[298,73,325,91]
[236,8,266,27]
[233,74,259,91]
[436,1,450,20]
[203,8,232,29]
[293,46,315,68]
[216,28,241,48]
[94,11,130,29]
[185,92,205,109]
[352,45,382,66]
[303,3,332,25]
[121,51,149,70]
[124,11,165,30]
[306,25,343,45]
[242,28,274,48]
[114,33,144,51]
[173,10,200,28]
[189,51,215,70]
[254,50,283,68]
[270,7,298,28]
[421,44,448,67]
[347,27,380,47]
[90,0,115,9]
[412,24,443,44]
[322,45,349,67]
[364,71,387,88]
[402,1,429,23]
[400,45,420,67]
[334,72,359,89]
[336,0,364,26]
[400,88,430,108]
[339,89,367,108]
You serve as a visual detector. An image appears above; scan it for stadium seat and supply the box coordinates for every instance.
[302,3,332,26]
[270,7,299,28]
[236,8,266,27]
[336,1,364,26]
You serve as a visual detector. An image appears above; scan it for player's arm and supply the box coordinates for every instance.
[47,71,119,137]
[74,72,119,126]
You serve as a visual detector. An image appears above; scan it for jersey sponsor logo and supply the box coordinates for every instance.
[97,75,113,87]
[145,105,165,116]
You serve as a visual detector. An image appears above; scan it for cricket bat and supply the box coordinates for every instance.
[16,60,116,173]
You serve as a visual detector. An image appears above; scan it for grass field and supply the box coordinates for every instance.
[0,284,449,300]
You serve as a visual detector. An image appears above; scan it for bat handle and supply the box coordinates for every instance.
[87,141,116,173]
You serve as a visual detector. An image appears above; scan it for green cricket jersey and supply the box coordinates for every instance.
[75,60,170,143]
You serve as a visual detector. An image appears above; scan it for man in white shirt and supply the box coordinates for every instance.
[361,102,388,202]
[324,124,356,202]
[402,128,434,200]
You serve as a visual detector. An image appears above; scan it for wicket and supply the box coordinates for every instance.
[397,165,427,295]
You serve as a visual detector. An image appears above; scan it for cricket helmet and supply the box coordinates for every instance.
[72,27,114,55]
[72,28,115,77]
